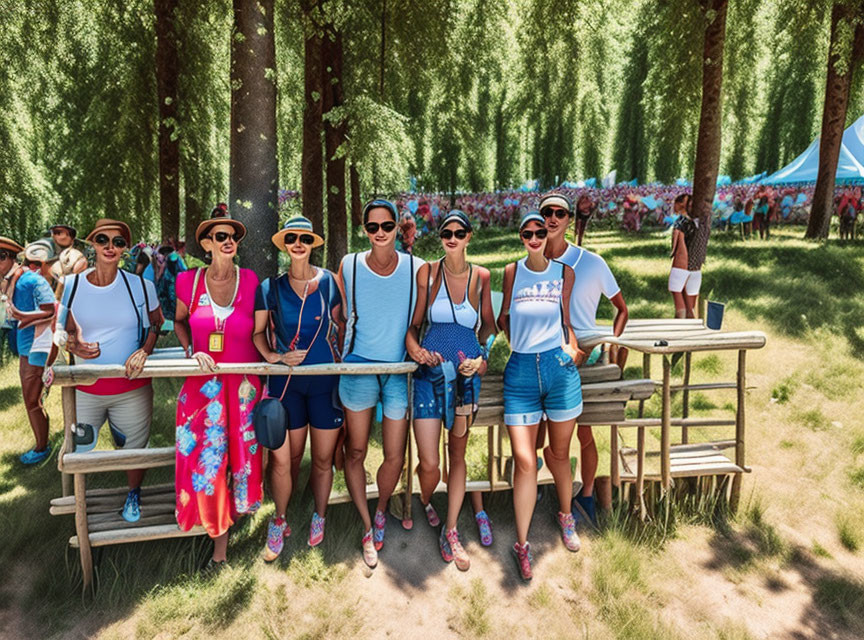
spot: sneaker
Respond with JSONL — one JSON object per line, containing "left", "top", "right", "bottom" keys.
{"left": 512, "top": 541, "right": 532, "bottom": 581}
{"left": 262, "top": 516, "right": 290, "bottom": 562}
{"left": 557, "top": 512, "right": 581, "bottom": 552}
{"left": 20, "top": 446, "right": 51, "bottom": 465}
{"left": 439, "top": 525, "right": 454, "bottom": 563}
{"left": 424, "top": 502, "right": 440, "bottom": 528}
{"left": 446, "top": 528, "right": 470, "bottom": 571}
{"left": 362, "top": 528, "right": 378, "bottom": 568}
{"left": 373, "top": 509, "right": 386, "bottom": 551}
{"left": 121, "top": 488, "right": 141, "bottom": 523}
{"left": 474, "top": 510, "right": 493, "bottom": 546}
{"left": 202, "top": 558, "right": 227, "bottom": 576}
{"left": 308, "top": 512, "right": 325, "bottom": 547}
{"left": 573, "top": 492, "right": 597, "bottom": 526}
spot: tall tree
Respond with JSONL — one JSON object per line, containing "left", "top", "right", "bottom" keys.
{"left": 301, "top": 0, "right": 325, "bottom": 233}
{"left": 230, "top": 0, "right": 279, "bottom": 276}
{"left": 322, "top": 24, "right": 347, "bottom": 268}
{"left": 155, "top": 0, "right": 180, "bottom": 243}
{"left": 807, "top": 1, "right": 864, "bottom": 239}
{"left": 688, "top": 0, "right": 728, "bottom": 274}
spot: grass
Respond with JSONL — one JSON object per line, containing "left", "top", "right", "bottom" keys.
{"left": 449, "top": 578, "right": 493, "bottom": 637}
{"left": 837, "top": 516, "right": 861, "bottom": 552}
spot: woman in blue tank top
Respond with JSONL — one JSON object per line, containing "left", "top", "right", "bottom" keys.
{"left": 406, "top": 210, "right": 497, "bottom": 571}
{"left": 497, "top": 211, "right": 585, "bottom": 581}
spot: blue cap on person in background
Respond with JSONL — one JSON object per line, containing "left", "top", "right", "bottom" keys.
{"left": 538, "top": 192, "right": 573, "bottom": 216}
{"left": 438, "top": 209, "right": 473, "bottom": 232}
{"left": 362, "top": 199, "right": 398, "bottom": 224}
{"left": 519, "top": 210, "right": 545, "bottom": 230}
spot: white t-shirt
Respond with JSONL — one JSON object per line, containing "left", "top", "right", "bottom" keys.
{"left": 61, "top": 269, "right": 159, "bottom": 372}
{"left": 557, "top": 243, "right": 620, "bottom": 331}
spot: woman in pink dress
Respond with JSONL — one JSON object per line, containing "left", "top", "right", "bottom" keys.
{"left": 173, "top": 206, "right": 263, "bottom": 570}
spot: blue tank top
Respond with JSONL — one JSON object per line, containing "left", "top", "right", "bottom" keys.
{"left": 508, "top": 258, "right": 566, "bottom": 354}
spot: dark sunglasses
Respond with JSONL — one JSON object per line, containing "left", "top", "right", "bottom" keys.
{"left": 520, "top": 228, "right": 548, "bottom": 240}
{"left": 0, "top": 250, "right": 13, "bottom": 261}
{"left": 208, "top": 231, "right": 238, "bottom": 243}
{"left": 439, "top": 228, "right": 468, "bottom": 240}
{"left": 285, "top": 233, "right": 315, "bottom": 245}
{"left": 541, "top": 207, "right": 569, "bottom": 220}
{"left": 364, "top": 221, "right": 397, "bottom": 234}
{"left": 93, "top": 234, "right": 128, "bottom": 248}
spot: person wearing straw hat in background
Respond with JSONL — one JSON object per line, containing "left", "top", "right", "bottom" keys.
{"left": 0, "top": 237, "right": 56, "bottom": 464}
{"left": 252, "top": 216, "right": 346, "bottom": 561}
{"left": 173, "top": 206, "right": 263, "bottom": 572}
{"left": 59, "top": 219, "right": 162, "bottom": 520}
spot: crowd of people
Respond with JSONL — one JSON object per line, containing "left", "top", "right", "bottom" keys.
{"left": 4, "top": 191, "right": 634, "bottom": 582}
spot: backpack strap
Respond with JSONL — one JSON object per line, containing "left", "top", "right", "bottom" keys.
{"left": 346, "top": 253, "right": 359, "bottom": 355}
{"left": 189, "top": 267, "right": 204, "bottom": 314}
{"left": 119, "top": 271, "right": 145, "bottom": 347}
{"left": 67, "top": 273, "right": 81, "bottom": 309}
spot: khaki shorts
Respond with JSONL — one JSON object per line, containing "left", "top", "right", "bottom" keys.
{"left": 74, "top": 385, "right": 154, "bottom": 451}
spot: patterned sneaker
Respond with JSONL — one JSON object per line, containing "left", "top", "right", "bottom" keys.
{"left": 362, "top": 528, "right": 378, "bottom": 568}
{"left": 446, "top": 528, "right": 470, "bottom": 571}
{"left": 373, "top": 509, "right": 387, "bottom": 551}
{"left": 19, "top": 446, "right": 51, "bottom": 465}
{"left": 557, "top": 511, "right": 581, "bottom": 552}
{"left": 439, "top": 525, "right": 454, "bottom": 563}
{"left": 512, "top": 541, "right": 533, "bottom": 581}
{"left": 121, "top": 488, "right": 141, "bottom": 523}
{"left": 309, "top": 512, "right": 325, "bottom": 547}
{"left": 262, "top": 516, "right": 290, "bottom": 562}
{"left": 424, "top": 502, "right": 441, "bottom": 527}
{"left": 474, "top": 510, "right": 493, "bottom": 546}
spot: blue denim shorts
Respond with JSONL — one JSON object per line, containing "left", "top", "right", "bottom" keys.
{"left": 413, "top": 366, "right": 481, "bottom": 424}
{"left": 338, "top": 353, "right": 409, "bottom": 420}
{"left": 503, "top": 347, "right": 583, "bottom": 426}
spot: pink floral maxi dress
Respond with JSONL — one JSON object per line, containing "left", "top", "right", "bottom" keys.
{"left": 174, "top": 267, "right": 263, "bottom": 537}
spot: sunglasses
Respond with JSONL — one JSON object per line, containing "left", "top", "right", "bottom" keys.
{"left": 520, "top": 228, "right": 548, "bottom": 240}
{"left": 439, "top": 228, "right": 468, "bottom": 240}
{"left": 364, "top": 221, "right": 397, "bottom": 234}
{"left": 93, "top": 234, "right": 128, "bottom": 249}
{"left": 208, "top": 231, "right": 238, "bottom": 243}
{"left": 285, "top": 233, "right": 315, "bottom": 246}
{"left": 541, "top": 207, "right": 569, "bottom": 219}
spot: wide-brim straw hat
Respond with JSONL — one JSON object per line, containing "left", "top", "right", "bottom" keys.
{"left": 0, "top": 236, "right": 24, "bottom": 255}
{"left": 195, "top": 208, "right": 247, "bottom": 243}
{"left": 271, "top": 216, "right": 324, "bottom": 250}
{"left": 85, "top": 218, "right": 132, "bottom": 246}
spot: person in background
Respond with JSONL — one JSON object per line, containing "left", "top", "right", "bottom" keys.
{"left": 48, "top": 224, "right": 80, "bottom": 254}
{"left": 668, "top": 193, "right": 699, "bottom": 319}
{"left": 173, "top": 209, "right": 263, "bottom": 571}
{"left": 540, "top": 192, "right": 629, "bottom": 525}
{"left": 574, "top": 194, "right": 595, "bottom": 246}
{"left": 61, "top": 219, "right": 162, "bottom": 522}
{"left": 399, "top": 212, "right": 417, "bottom": 254}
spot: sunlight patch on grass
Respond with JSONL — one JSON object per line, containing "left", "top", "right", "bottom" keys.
{"left": 836, "top": 515, "right": 861, "bottom": 552}
{"left": 794, "top": 408, "right": 831, "bottom": 432}
{"left": 284, "top": 548, "right": 346, "bottom": 588}
{"left": 449, "top": 578, "right": 492, "bottom": 637}
{"left": 811, "top": 540, "right": 833, "bottom": 559}
{"left": 694, "top": 354, "right": 722, "bottom": 375}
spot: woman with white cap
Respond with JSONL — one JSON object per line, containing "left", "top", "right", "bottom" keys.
{"left": 173, "top": 207, "right": 263, "bottom": 570}
{"left": 498, "top": 211, "right": 584, "bottom": 581}
{"left": 252, "top": 216, "right": 345, "bottom": 560}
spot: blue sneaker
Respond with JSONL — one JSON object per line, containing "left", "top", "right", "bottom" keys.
{"left": 20, "top": 446, "right": 51, "bottom": 465}
{"left": 121, "top": 488, "right": 141, "bottom": 523}
{"left": 573, "top": 491, "right": 597, "bottom": 526}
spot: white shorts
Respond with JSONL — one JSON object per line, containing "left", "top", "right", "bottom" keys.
{"left": 74, "top": 385, "right": 154, "bottom": 451}
{"left": 668, "top": 268, "right": 702, "bottom": 295}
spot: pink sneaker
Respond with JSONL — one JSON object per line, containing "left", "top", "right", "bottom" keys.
{"left": 446, "top": 528, "right": 470, "bottom": 571}
{"left": 512, "top": 541, "right": 532, "bottom": 581}
{"left": 308, "top": 512, "right": 325, "bottom": 547}
{"left": 361, "top": 528, "right": 378, "bottom": 568}
{"left": 424, "top": 502, "right": 441, "bottom": 527}
{"left": 557, "top": 511, "right": 581, "bottom": 552}
{"left": 262, "top": 516, "right": 290, "bottom": 562}
{"left": 439, "top": 525, "right": 454, "bottom": 563}
{"left": 373, "top": 509, "right": 386, "bottom": 551}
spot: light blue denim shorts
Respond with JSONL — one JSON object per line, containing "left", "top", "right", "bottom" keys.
{"left": 338, "top": 353, "right": 409, "bottom": 420}
{"left": 503, "top": 347, "right": 583, "bottom": 426}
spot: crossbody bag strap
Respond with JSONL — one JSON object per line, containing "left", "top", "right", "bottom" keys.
{"left": 190, "top": 267, "right": 204, "bottom": 314}
{"left": 119, "top": 271, "right": 144, "bottom": 345}
{"left": 407, "top": 254, "right": 414, "bottom": 329}
{"left": 347, "top": 253, "right": 359, "bottom": 355}
{"left": 138, "top": 273, "right": 151, "bottom": 329}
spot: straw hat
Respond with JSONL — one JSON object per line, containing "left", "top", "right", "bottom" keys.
{"left": 85, "top": 218, "right": 132, "bottom": 246}
{"left": 0, "top": 237, "right": 24, "bottom": 255}
{"left": 271, "top": 216, "right": 324, "bottom": 250}
{"left": 195, "top": 204, "right": 247, "bottom": 243}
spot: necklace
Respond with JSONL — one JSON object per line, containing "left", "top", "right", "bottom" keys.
{"left": 204, "top": 265, "right": 239, "bottom": 353}
{"left": 288, "top": 265, "right": 316, "bottom": 282}
{"left": 367, "top": 251, "right": 397, "bottom": 273}
{"left": 443, "top": 260, "right": 469, "bottom": 276}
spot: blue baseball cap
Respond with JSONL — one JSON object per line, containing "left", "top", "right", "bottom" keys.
{"left": 362, "top": 199, "right": 398, "bottom": 224}
{"left": 519, "top": 211, "right": 545, "bottom": 230}
{"left": 438, "top": 209, "right": 473, "bottom": 232}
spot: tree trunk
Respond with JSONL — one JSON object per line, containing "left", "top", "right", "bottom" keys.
{"left": 688, "top": 0, "right": 728, "bottom": 272}
{"left": 323, "top": 26, "right": 347, "bottom": 269}
{"left": 302, "top": 0, "right": 324, "bottom": 234}
{"left": 182, "top": 166, "right": 205, "bottom": 260}
{"left": 229, "top": 0, "right": 279, "bottom": 277}
{"left": 806, "top": 4, "right": 864, "bottom": 239}
{"left": 350, "top": 164, "right": 362, "bottom": 227}
{"left": 155, "top": 0, "right": 180, "bottom": 243}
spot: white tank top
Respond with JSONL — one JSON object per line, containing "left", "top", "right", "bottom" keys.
{"left": 427, "top": 262, "right": 478, "bottom": 329}
{"left": 509, "top": 258, "right": 566, "bottom": 354}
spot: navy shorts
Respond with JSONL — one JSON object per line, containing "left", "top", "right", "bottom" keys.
{"left": 268, "top": 374, "right": 343, "bottom": 431}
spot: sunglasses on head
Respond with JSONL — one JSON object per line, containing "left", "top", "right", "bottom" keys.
{"left": 208, "top": 231, "right": 238, "bottom": 243}
{"left": 439, "top": 228, "right": 468, "bottom": 240}
{"left": 520, "top": 228, "right": 548, "bottom": 240}
{"left": 541, "top": 207, "right": 569, "bottom": 219}
{"left": 285, "top": 233, "right": 315, "bottom": 246}
{"left": 364, "top": 221, "right": 397, "bottom": 234}
{"left": 93, "top": 234, "right": 128, "bottom": 249}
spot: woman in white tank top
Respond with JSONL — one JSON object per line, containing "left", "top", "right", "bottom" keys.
{"left": 497, "top": 211, "right": 585, "bottom": 581}
{"left": 406, "top": 210, "right": 497, "bottom": 570}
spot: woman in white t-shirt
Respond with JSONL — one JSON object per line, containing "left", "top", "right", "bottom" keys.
{"left": 61, "top": 219, "right": 162, "bottom": 524}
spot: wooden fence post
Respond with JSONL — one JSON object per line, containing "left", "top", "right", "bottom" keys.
{"left": 730, "top": 349, "right": 746, "bottom": 511}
